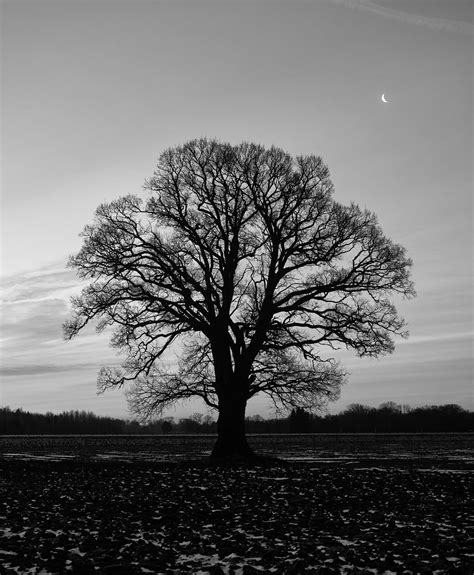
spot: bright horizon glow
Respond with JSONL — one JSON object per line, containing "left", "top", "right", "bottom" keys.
{"left": 1, "top": 0, "right": 472, "bottom": 419}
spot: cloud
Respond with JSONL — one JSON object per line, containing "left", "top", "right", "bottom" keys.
{"left": 0, "top": 362, "right": 103, "bottom": 377}
{"left": 1, "top": 298, "right": 69, "bottom": 349}
{"left": 0, "top": 261, "right": 88, "bottom": 350}
{"left": 0, "top": 261, "right": 119, "bottom": 387}
{"left": 329, "top": 0, "right": 474, "bottom": 34}
{"left": 396, "top": 331, "right": 473, "bottom": 346}
{"left": 1, "top": 260, "right": 85, "bottom": 306}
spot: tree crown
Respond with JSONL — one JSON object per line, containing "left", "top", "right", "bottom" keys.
{"left": 65, "top": 139, "right": 415, "bottom": 417}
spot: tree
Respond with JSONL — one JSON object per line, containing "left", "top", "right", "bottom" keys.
{"left": 161, "top": 419, "right": 173, "bottom": 433}
{"left": 64, "top": 139, "right": 415, "bottom": 458}
{"left": 288, "top": 407, "right": 312, "bottom": 433}
{"left": 344, "top": 403, "right": 375, "bottom": 415}
{"left": 190, "top": 412, "right": 204, "bottom": 426}
{"left": 378, "top": 401, "right": 402, "bottom": 414}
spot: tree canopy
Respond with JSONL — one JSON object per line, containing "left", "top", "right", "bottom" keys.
{"left": 65, "top": 139, "right": 415, "bottom": 457}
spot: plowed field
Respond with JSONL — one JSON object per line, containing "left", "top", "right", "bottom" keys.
{"left": 1, "top": 435, "right": 472, "bottom": 573}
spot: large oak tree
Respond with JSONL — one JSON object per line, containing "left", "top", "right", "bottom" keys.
{"left": 65, "top": 139, "right": 415, "bottom": 458}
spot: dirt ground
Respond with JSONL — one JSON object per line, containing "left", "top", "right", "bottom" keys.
{"left": 0, "top": 458, "right": 472, "bottom": 574}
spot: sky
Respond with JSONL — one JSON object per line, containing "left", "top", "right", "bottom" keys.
{"left": 1, "top": 0, "right": 473, "bottom": 420}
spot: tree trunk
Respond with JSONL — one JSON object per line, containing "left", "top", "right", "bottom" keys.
{"left": 211, "top": 391, "right": 256, "bottom": 459}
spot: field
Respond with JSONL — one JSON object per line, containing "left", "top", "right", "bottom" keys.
{"left": 1, "top": 433, "right": 473, "bottom": 463}
{"left": 1, "top": 434, "right": 473, "bottom": 574}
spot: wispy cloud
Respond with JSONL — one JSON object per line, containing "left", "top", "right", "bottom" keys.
{"left": 1, "top": 260, "right": 85, "bottom": 306}
{"left": 1, "top": 263, "right": 113, "bottom": 373}
{"left": 0, "top": 261, "right": 126, "bottom": 415}
{"left": 0, "top": 362, "right": 104, "bottom": 377}
{"left": 330, "top": 0, "right": 474, "bottom": 34}
{"left": 396, "top": 332, "right": 473, "bottom": 346}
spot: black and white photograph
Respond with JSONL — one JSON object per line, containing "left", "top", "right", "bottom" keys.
{"left": 1, "top": 0, "right": 473, "bottom": 573}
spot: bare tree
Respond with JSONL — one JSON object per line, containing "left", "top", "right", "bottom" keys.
{"left": 64, "top": 139, "right": 415, "bottom": 458}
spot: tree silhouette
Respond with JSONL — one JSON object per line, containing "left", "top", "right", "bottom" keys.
{"left": 64, "top": 139, "right": 415, "bottom": 458}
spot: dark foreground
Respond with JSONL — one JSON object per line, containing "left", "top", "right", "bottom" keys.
{"left": 1, "top": 458, "right": 473, "bottom": 574}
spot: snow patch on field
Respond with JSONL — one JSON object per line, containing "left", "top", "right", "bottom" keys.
{"left": 417, "top": 468, "right": 473, "bottom": 473}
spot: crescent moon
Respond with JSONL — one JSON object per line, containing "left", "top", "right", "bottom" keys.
{"left": 381, "top": 93, "right": 388, "bottom": 103}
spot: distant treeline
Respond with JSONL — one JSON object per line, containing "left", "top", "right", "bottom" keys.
{"left": 273, "top": 403, "right": 474, "bottom": 433}
{"left": 1, "top": 402, "right": 473, "bottom": 434}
